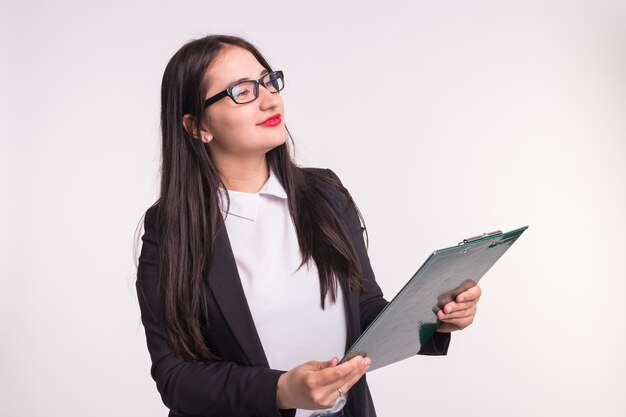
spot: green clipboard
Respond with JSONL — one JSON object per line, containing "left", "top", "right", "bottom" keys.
{"left": 341, "top": 226, "right": 528, "bottom": 372}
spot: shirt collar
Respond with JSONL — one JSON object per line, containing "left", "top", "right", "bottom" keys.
{"left": 259, "top": 169, "right": 288, "bottom": 200}
{"left": 218, "top": 169, "right": 288, "bottom": 221}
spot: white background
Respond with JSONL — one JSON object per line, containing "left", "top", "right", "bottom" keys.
{"left": 1, "top": 1, "right": 625, "bottom": 416}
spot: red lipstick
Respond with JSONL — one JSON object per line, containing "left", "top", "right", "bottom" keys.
{"left": 258, "top": 114, "right": 281, "bottom": 127}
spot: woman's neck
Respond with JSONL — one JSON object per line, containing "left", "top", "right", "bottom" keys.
{"left": 214, "top": 154, "right": 270, "bottom": 193}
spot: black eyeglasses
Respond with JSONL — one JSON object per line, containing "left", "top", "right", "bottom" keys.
{"left": 204, "top": 70, "right": 284, "bottom": 108}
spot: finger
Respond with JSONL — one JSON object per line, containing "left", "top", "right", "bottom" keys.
{"left": 340, "top": 356, "right": 371, "bottom": 390}
{"left": 457, "top": 287, "right": 480, "bottom": 303}
{"left": 442, "top": 317, "right": 474, "bottom": 329}
{"left": 441, "top": 300, "right": 474, "bottom": 315}
{"left": 456, "top": 285, "right": 481, "bottom": 302}
{"left": 314, "top": 356, "right": 339, "bottom": 371}
{"left": 318, "top": 356, "right": 369, "bottom": 393}
{"left": 438, "top": 307, "right": 476, "bottom": 320}
{"left": 439, "top": 301, "right": 477, "bottom": 317}
{"left": 439, "top": 314, "right": 475, "bottom": 329}
{"left": 440, "top": 301, "right": 477, "bottom": 317}
{"left": 314, "top": 355, "right": 365, "bottom": 387}
{"left": 321, "top": 356, "right": 371, "bottom": 400}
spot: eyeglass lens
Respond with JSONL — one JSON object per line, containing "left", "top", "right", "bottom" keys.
{"left": 231, "top": 72, "right": 284, "bottom": 104}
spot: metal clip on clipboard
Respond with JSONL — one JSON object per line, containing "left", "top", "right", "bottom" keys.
{"left": 459, "top": 230, "right": 502, "bottom": 245}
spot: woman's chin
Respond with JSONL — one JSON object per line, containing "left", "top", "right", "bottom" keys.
{"left": 264, "top": 134, "right": 289, "bottom": 150}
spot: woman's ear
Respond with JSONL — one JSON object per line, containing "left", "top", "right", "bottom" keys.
{"left": 182, "top": 114, "right": 213, "bottom": 143}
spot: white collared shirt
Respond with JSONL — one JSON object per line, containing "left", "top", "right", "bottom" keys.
{"left": 218, "top": 170, "right": 348, "bottom": 416}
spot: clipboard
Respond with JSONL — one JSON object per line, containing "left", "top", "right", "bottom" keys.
{"left": 340, "top": 226, "right": 528, "bottom": 372}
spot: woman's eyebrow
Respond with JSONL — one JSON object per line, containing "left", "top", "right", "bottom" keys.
{"left": 228, "top": 69, "right": 270, "bottom": 87}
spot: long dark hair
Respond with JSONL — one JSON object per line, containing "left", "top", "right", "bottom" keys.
{"left": 138, "top": 34, "right": 366, "bottom": 361}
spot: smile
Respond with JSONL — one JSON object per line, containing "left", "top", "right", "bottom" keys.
{"left": 258, "top": 114, "right": 281, "bottom": 127}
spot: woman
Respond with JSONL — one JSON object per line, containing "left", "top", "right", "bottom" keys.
{"left": 137, "top": 34, "right": 481, "bottom": 417}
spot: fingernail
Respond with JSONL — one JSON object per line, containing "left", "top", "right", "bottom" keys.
{"left": 458, "top": 296, "right": 464, "bottom": 302}
{"left": 363, "top": 358, "right": 371, "bottom": 367}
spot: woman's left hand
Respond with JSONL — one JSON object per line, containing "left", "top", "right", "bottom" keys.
{"left": 436, "top": 285, "right": 482, "bottom": 332}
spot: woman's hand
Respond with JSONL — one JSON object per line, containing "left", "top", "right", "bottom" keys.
{"left": 436, "top": 284, "right": 482, "bottom": 332}
{"left": 276, "top": 355, "right": 371, "bottom": 410}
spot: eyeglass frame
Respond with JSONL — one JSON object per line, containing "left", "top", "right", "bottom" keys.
{"left": 203, "top": 70, "right": 284, "bottom": 108}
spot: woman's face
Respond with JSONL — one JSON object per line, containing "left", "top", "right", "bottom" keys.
{"left": 201, "top": 46, "right": 287, "bottom": 158}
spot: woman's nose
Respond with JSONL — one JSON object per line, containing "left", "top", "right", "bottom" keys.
{"left": 258, "top": 85, "right": 281, "bottom": 110}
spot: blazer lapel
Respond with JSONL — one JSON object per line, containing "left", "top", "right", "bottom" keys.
{"left": 208, "top": 224, "right": 269, "bottom": 367}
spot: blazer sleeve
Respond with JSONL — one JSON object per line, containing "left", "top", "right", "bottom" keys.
{"left": 325, "top": 169, "right": 451, "bottom": 356}
{"left": 137, "top": 206, "right": 285, "bottom": 417}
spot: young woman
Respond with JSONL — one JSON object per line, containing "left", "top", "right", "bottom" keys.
{"left": 136, "top": 34, "right": 481, "bottom": 417}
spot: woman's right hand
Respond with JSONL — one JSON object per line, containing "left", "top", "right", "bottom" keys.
{"left": 276, "top": 355, "right": 371, "bottom": 410}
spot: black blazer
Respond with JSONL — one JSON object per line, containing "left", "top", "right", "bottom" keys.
{"left": 137, "top": 168, "right": 451, "bottom": 417}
